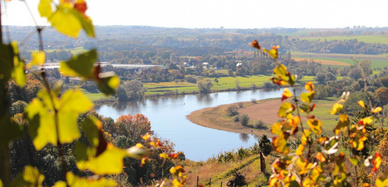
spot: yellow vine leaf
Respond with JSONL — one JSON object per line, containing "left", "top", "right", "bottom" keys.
{"left": 305, "top": 81, "right": 314, "bottom": 92}
{"left": 372, "top": 153, "right": 382, "bottom": 173}
{"left": 49, "top": 4, "right": 82, "bottom": 38}
{"left": 77, "top": 143, "right": 127, "bottom": 175}
{"left": 330, "top": 103, "right": 343, "bottom": 115}
{"left": 12, "top": 165, "right": 44, "bottom": 187}
{"left": 27, "top": 51, "right": 46, "bottom": 69}
{"left": 53, "top": 172, "right": 117, "bottom": 187}
{"left": 334, "top": 114, "right": 350, "bottom": 135}
{"left": 281, "top": 88, "right": 292, "bottom": 101}
{"left": 271, "top": 122, "right": 283, "bottom": 136}
{"left": 315, "top": 152, "right": 326, "bottom": 162}
{"left": 296, "top": 144, "right": 304, "bottom": 156}
{"left": 372, "top": 107, "right": 382, "bottom": 113}
{"left": 308, "top": 118, "right": 322, "bottom": 135}
{"left": 263, "top": 46, "right": 280, "bottom": 59}
{"left": 301, "top": 129, "right": 311, "bottom": 145}
{"left": 58, "top": 89, "right": 93, "bottom": 143}
{"left": 376, "top": 178, "right": 388, "bottom": 187}
{"left": 278, "top": 102, "right": 294, "bottom": 118}
{"left": 38, "top": 0, "right": 52, "bottom": 18}
{"left": 358, "top": 100, "right": 365, "bottom": 108}
{"left": 26, "top": 89, "right": 93, "bottom": 150}
{"left": 272, "top": 136, "right": 289, "bottom": 154}
{"left": 301, "top": 91, "right": 315, "bottom": 103}
{"left": 11, "top": 42, "right": 26, "bottom": 87}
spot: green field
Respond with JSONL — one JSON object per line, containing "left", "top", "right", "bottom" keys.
{"left": 292, "top": 52, "right": 388, "bottom": 69}
{"left": 144, "top": 75, "right": 316, "bottom": 95}
{"left": 301, "top": 35, "right": 388, "bottom": 45}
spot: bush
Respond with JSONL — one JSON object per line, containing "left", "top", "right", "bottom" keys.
{"left": 239, "top": 114, "right": 250, "bottom": 127}
{"left": 185, "top": 77, "right": 197, "bottom": 83}
{"left": 227, "top": 105, "right": 239, "bottom": 116}
{"left": 234, "top": 116, "right": 240, "bottom": 122}
{"left": 238, "top": 102, "right": 244, "bottom": 108}
{"left": 254, "top": 120, "right": 267, "bottom": 130}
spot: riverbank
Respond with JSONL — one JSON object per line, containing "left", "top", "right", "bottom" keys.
{"left": 186, "top": 98, "right": 281, "bottom": 138}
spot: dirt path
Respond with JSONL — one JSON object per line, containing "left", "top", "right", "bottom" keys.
{"left": 238, "top": 100, "right": 283, "bottom": 125}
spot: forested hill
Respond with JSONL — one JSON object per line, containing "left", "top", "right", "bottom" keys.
{"left": 7, "top": 26, "right": 388, "bottom": 61}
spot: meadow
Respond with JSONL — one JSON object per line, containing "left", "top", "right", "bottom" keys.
{"left": 301, "top": 35, "right": 388, "bottom": 45}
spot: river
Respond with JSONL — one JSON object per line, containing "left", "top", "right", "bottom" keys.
{"left": 95, "top": 88, "right": 297, "bottom": 161}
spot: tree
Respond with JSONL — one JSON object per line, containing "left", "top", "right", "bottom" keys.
{"left": 197, "top": 79, "right": 213, "bottom": 93}
{"left": 348, "top": 68, "right": 362, "bottom": 80}
{"left": 259, "top": 135, "right": 272, "bottom": 156}
{"left": 375, "top": 87, "right": 388, "bottom": 105}
{"left": 315, "top": 73, "right": 326, "bottom": 84}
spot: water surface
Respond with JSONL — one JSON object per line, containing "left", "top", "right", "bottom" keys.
{"left": 96, "top": 88, "right": 300, "bottom": 161}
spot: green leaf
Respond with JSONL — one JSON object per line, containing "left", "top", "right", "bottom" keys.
{"left": 10, "top": 42, "right": 26, "bottom": 87}
{"left": 49, "top": 4, "right": 83, "bottom": 38}
{"left": 301, "top": 92, "right": 315, "bottom": 104}
{"left": 81, "top": 116, "right": 100, "bottom": 148}
{"left": 333, "top": 114, "right": 349, "bottom": 135}
{"left": 72, "top": 10, "right": 95, "bottom": 37}
{"left": 77, "top": 144, "right": 128, "bottom": 175}
{"left": 59, "top": 49, "right": 97, "bottom": 78}
{"left": 11, "top": 165, "right": 45, "bottom": 187}
{"left": 26, "top": 98, "right": 57, "bottom": 150}
{"left": 0, "top": 115, "right": 22, "bottom": 146}
{"left": 26, "top": 89, "right": 93, "bottom": 150}
{"left": 57, "top": 89, "right": 93, "bottom": 143}
{"left": 278, "top": 102, "right": 294, "bottom": 118}
{"left": 54, "top": 172, "right": 117, "bottom": 187}
{"left": 75, "top": 142, "right": 89, "bottom": 162}
{"left": 0, "top": 43, "right": 13, "bottom": 81}
{"left": 97, "top": 73, "right": 120, "bottom": 96}
{"left": 350, "top": 158, "right": 359, "bottom": 166}
{"left": 38, "top": 0, "right": 52, "bottom": 18}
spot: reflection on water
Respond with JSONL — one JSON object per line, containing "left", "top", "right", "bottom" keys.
{"left": 239, "top": 133, "right": 250, "bottom": 142}
{"left": 96, "top": 87, "right": 303, "bottom": 161}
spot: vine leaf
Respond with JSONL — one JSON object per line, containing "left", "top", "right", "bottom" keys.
{"left": 0, "top": 116, "right": 22, "bottom": 146}
{"left": 301, "top": 92, "right": 314, "bottom": 104}
{"left": 11, "top": 165, "right": 44, "bottom": 187}
{"left": 0, "top": 43, "right": 13, "bottom": 82}
{"left": 53, "top": 172, "right": 117, "bottom": 187}
{"left": 281, "top": 88, "right": 292, "bottom": 101}
{"left": 11, "top": 42, "right": 26, "bottom": 87}
{"left": 38, "top": 0, "right": 52, "bottom": 17}
{"left": 76, "top": 143, "right": 128, "bottom": 175}
{"left": 263, "top": 46, "right": 279, "bottom": 59}
{"left": 97, "top": 73, "right": 120, "bottom": 96}
{"left": 333, "top": 114, "right": 349, "bottom": 135}
{"left": 26, "top": 89, "right": 93, "bottom": 150}
{"left": 27, "top": 51, "right": 46, "bottom": 69}
{"left": 59, "top": 49, "right": 97, "bottom": 78}
{"left": 330, "top": 103, "right": 343, "bottom": 115}
{"left": 278, "top": 102, "right": 294, "bottom": 118}
{"left": 40, "top": 2, "right": 95, "bottom": 38}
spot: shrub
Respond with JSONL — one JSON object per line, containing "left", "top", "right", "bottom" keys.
{"left": 254, "top": 120, "right": 267, "bottom": 130}
{"left": 227, "top": 105, "right": 239, "bottom": 116}
{"left": 234, "top": 116, "right": 240, "bottom": 122}
{"left": 239, "top": 114, "right": 250, "bottom": 127}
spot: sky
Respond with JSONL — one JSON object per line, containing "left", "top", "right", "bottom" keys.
{"left": 3, "top": 0, "right": 388, "bottom": 29}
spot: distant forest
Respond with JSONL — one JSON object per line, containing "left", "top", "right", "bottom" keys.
{"left": 7, "top": 26, "right": 388, "bottom": 63}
